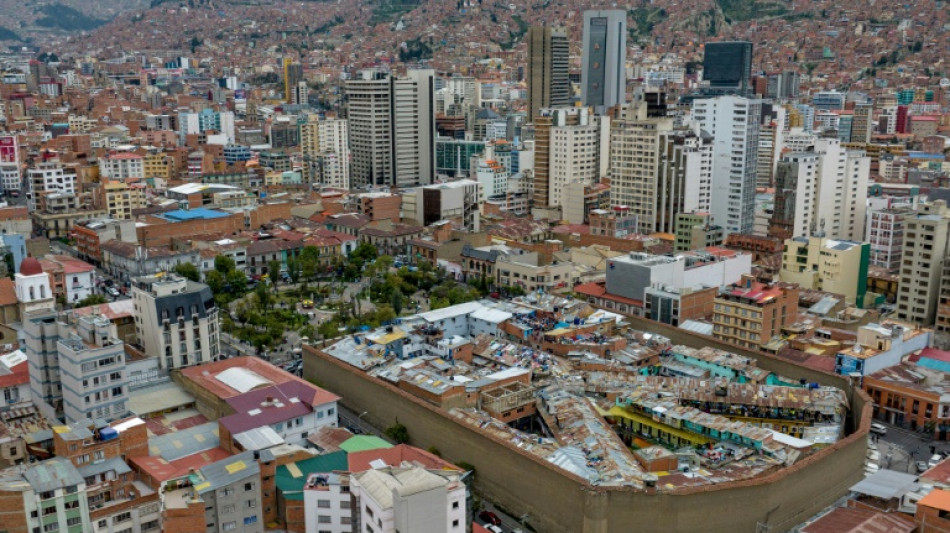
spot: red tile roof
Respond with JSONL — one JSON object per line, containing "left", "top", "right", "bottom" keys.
{"left": 0, "top": 358, "right": 28, "bottom": 389}
{"left": 574, "top": 281, "right": 643, "bottom": 307}
{"left": 800, "top": 507, "right": 914, "bottom": 533}
{"left": 131, "top": 447, "right": 233, "bottom": 483}
{"left": 0, "top": 278, "right": 17, "bottom": 307}
{"left": 347, "top": 444, "right": 462, "bottom": 474}
{"left": 178, "top": 356, "right": 318, "bottom": 401}
{"left": 220, "top": 380, "right": 338, "bottom": 435}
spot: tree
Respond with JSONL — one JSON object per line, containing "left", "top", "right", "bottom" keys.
{"left": 174, "top": 262, "right": 200, "bottom": 282}
{"left": 267, "top": 259, "right": 282, "bottom": 291}
{"left": 385, "top": 421, "right": 410, "bottom": 444}
{"left": 299, "top": 245, "right": 320, "bottom": 281}
{"left": 75, "top": 294, "right": 108, "bottom": 308}
{"left": 205, "top": 269, "right": 225, "bottom": 294}
{"left": 286, "top": 255, "right": 301, "bottom": 284}
{"left": 226, "top": 269, "right": 246, "bottom": 293}
{"left": 214, "top": 255, "right": 236, "bottom": 274}
{"left": 390, "top": 289, "right": 405, "bottom": 315}
{"left": 254, "top": 282, "right": 273, "bottom": 313}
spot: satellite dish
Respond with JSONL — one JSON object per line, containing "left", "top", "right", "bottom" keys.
{"left": 940, "top": 78, "right": 950, "bottom": 88}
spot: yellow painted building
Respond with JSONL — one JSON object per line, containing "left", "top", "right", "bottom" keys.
{"left": 780, "top": 236, "right": 870, "bottom": 307}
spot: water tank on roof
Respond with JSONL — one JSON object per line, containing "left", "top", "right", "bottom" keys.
{"left": 99, "top": 427, "right": 118, "bottom": 441}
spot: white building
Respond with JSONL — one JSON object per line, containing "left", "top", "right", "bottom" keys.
{"left": 303, "top": 473, "right": 354, "bottom": 533}
{"left": 392, "top": 69, "right": 436, "bottom": 188}
{"left": 131, "top": 274, "right": 220, "bottom": 370}
{"left": 350, "top": 466, "right": 466, "bottom": 533}
{"left": 0, "top": 135, "right": 21, "bottom": 193}
{"left": 548, "top": 108, "right": 608, "bottom": 210}
{"left": 58, "top": 314, "right": 129, "bottom": 423}
{"left": 98, "top": 152, "right": 145, "bottom": 180}
{"left": 317, "top": 119, "right": 351, "bottom": 189}
{"left": 605, "top": 249, "right": 752, "bottom": 303}
{"left": 692, "top": 96, "right": 762, "bottom": 235}
{"left": 474, "top": 157, "right": 508, "bottom": 200}
{"left": 26, "top": 163, "right": 77, "bottom": 211}
{"left": 402, "top": 180, "right": 480, "bottom": 232}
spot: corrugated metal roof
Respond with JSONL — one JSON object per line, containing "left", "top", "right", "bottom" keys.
{"left": 849, "top": 469, "right": 919, "bottom": 500}
{"left": 196, "top": 451, "right": 259, "bottom": 494}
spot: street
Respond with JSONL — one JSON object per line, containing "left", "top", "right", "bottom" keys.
{"left": 877, "top": 421, "right": 950, "bottom": 472}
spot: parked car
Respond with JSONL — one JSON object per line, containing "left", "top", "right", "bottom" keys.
{"left": 870, "top": 423, "right": 888, "bottom": 436}
{"left": 479, "top": 511, "right": 502, "bottom": 526}
{"left": 486, "top": 526, "right": 505, "bottom": 533}
{"left": 930, "top": 454, "right": 943, "bottom": 468}
{"left": 918, "top": 461, "right": 930, "bottom": 473}
{"left": 106, "top": 287, "right": 120, "bottom": 297}
{"left": 866, "top": 450, "right": 881, "bottom": 463}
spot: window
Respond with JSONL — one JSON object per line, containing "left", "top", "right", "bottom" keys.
{"left": 222, "top": 522, "right": 236, "bottom": 531}
{"left": 222, "top": 504, "right": 235, "bottom": 514}
{"left": 113, "top": 512, "right": 132, "bottom": 523}
{"left": 243, "top": 516, "right": 258, "bottom": 525}
{"left": 452, "top": 501, "right": 459, "bottom": 509}
{"left": 98, "top": 520, "right": 107, "bottom": 528}
{"left": 244, "top": 482, "right": 254, "bottom": 491}
{"left": 246, "top": 499, "right": 256, "bottom": 509}
{"left": 318, "top": 516, "right": 332, "bottom": 524}
{"left": 453, "top": 519, "right": 460, "bottom": 528}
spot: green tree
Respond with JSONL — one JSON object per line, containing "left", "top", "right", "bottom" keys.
{"left": 299, "top": 245, "right": 320, "bottom": 280}
{"left": 75, "top": 294, "right": 108, "bottom": 308}
{"left": 226, "top": 269, "right": 246, "bottom": 293}
{"left": 214, "top": 255, "right": 236, "bottom": 274}
{"left": 286, "top": 255, "right": 301, "bottom": 284}
{"left": 267, "top": 259, "right": 282, "bottom": 291}
{"left": 254, "top": 283, "right": 273, "bottom": 313}
{"left": 390, "top": 289, "right": 405, "bottom": 315}
{"left": 318, "top": 320, "right": 340, "bottom": 339}
{"left": 205, "top": 269, "right": 225, "bottom": 294}
{"left": 385, "top": 421, "right": 410, "bottom": 444}
{"left": 174, "top": 262, "right": 200, "bottom": 282}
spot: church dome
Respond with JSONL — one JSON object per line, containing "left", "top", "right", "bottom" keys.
{"left": 19, "top": 257, "right": 43, "bottom": 276}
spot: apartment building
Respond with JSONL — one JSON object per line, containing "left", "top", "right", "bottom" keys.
{"left": 526, "top": 26, "right": 570, "bottom": 120}
{"left": 780, "top": 236, "right": 871, "bottom": 307}
{"left": 896, "top": 201, "right": 950, "bottom": 326}
{"left": 692, "top": 96, "right": 762, "bottom": 235}
{"left": 712, "top": 275, "right": 799, "bottom": 350}
{"left": 867, "top": 206, "right": 913, "bottom": 272}
{"left": 835, "top": 322, "right": 931, "bottom": 376}
{"left": 96, "top": 180, "right": 147, "bottom": 220}
{"left": 350, "top": 465, "right": 466, "bottom": 533}
{"left": 131, "top": 274, "right": 220, "bottom": 370}
{"left": 27, "top": 163, "right": 77, "bottom": 211}
{"left": 607, "top": 100, "right": 675, "bottom": 231}
{"left": 346, "top": 69, "right": 435, "bottom": 188}
{"left": 99, "top": 152, "right": 145, "bottom": 180}
{"left": 59, "top": 314, "right": 129, "bottom": 422}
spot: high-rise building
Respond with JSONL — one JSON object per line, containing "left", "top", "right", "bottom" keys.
{"left": 346, "top": 69, "right": 435, "bottom": 188}
{"left": 546, "top": 108, "right": 608, "bottom": 210}
{"left": 851, "top": 103, "right": 873, "bottom": 143}
{"left": 393, "top": 69, "right": 436, "bottom": 188}
{"left": 607, "top": 100, "right": 674, "bottom": 232}
{"left": 769, "top": 136, "right": 869, "bottom": 241}
{"left": 867, "top": 205, "right": 913, "bottom": 272}
{"left": 526, "top": 26, "right": 570, "bottom": 120}
{"left": 896, "top": 201, "right": 950, "bottom": 325}
{"left": 693, "top": 96, "right": 762, "bottom": 235}
{"left": 283, "top": 57, "right": 303, "bottom": 103}
{"left": 532, "top": 107, "right": 578, "bottom": 209}
{"left": 132, "top": 274, "right": 220, "bottom": 370}
{"left": 581, "top": 10, "right": 627, "bottom": 115}
{"left": 656, "top": 129, "right": 714, "bottom": 235}
{"left": 300, "top": 116, "right": 350, "bottom": 189}
{"left": 702, "top": 41, "right": 753, "bottom": 95}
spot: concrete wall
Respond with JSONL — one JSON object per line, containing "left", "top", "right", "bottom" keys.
{"left": 304, "top": 337, "right": 871, "bottom": 533}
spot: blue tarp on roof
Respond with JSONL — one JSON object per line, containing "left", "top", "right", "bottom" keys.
{"left": 161, "top": 208, "right": 231, "bottom": 221}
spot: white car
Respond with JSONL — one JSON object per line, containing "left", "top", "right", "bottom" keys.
{"left": 930, "top": 454, "right": 943, "bottom": 468}
{"left": 866, "top": 450, "right": 881, "bottom": 462}
{"left": 870, "top": 423, "right": 887, "bottom": 436}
